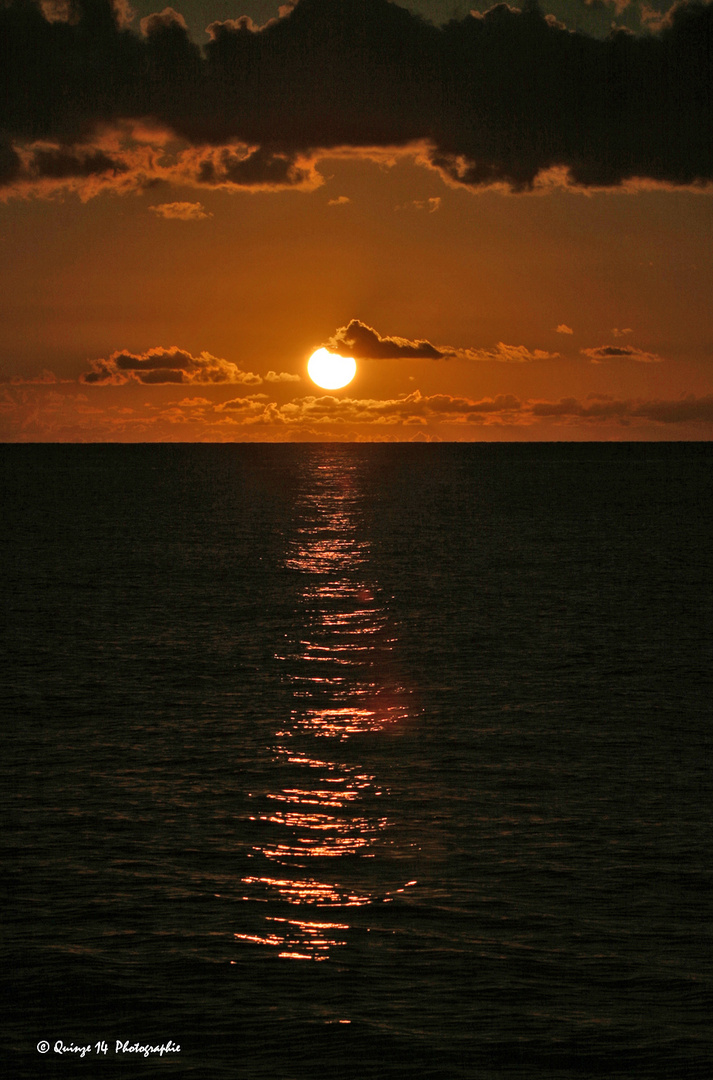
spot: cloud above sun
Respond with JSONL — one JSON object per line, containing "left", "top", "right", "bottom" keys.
{"left": 1, "top": 0, "right": 712, "bottom": 201}
{"left": 325, "top": 320, "right": 559, "bottom": 363}
{"left": 327, "top": 321, "right": 445, "bottom": 360}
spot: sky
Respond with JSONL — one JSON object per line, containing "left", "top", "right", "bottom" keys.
{"left": 1, "top": 0, "right": 712, "bottom": 441}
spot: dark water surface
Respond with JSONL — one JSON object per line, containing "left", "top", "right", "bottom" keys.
{"left": 2, "top": 443, "right": 712, "bottom": 1078}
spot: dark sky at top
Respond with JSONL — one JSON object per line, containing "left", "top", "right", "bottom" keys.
{"left": 2, "top": 0, "right": 712, "bottom": 193}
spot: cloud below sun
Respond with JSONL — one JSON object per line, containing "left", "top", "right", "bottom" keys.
{"left": 6, "top": 384, "right": 713, "bottom": 443}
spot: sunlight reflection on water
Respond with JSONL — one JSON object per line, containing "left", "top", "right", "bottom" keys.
{"left": 236, "top": 449, "right": 413, "bottom": 961}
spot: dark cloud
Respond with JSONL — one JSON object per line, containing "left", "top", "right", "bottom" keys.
{"left": 1, "top": 137, "right": 322, "bottom": 199}
{"left": 581, "top": 344, "right": 664, "bottom": 362}
{"left": 327, "top": 319, "right": 444, "bottom": 359}
{"left": 530, "top": 395, "right": 630, "bottom": 418}
{"left": 325, "top": 321, "right": 557, "bottom": 362}
{"left": 80, "top": 346, "right": 262, "bottom": 384}
{"left": 28, "top": 146, "right": 128, "bottom": 179}
{"left": 1, "top": 0, "right": 712, "bottom": 194}
{"left": 529, "top": 393, "right": 713, "bottom": 422}
{"left": 465, "top": 393, "right": 522, "bottom": 412}
{"left": 634, "top": 393, "right": 713, "bottom": 423}
{"left": 0, "top": 141, "right": 22, "bottom": 184}
{"left": 195, "top": 146, "right": 312, "bottom": 187}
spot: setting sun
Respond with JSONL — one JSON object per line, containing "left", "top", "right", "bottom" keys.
{"left": 307, "top": 348, "right": 357, "bottom": 390}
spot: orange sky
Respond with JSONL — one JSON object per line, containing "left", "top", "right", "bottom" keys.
{"left": 1, "top": 0, "right": 712, "bottom": 441}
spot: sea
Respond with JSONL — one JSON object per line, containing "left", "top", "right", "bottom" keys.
{"left": 2, "top": 442, "right": 712, "bottom": 1079}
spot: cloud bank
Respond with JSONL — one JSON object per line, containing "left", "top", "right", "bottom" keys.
{"left": 1, "top": 0, "right": 712, "bottom": 198}
{"left": 5, "top": 384, "right": 713, "bottom": 441}
{"left": 199, "top": 388, "right": 713, "bottom": 429}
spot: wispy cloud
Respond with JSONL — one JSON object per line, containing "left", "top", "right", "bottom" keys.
{"left": 148, "top": 201, "right": 212, "bottom": 220}
{"left": 0, "top": 132, "right": 325, "bottom": 203}
{"left": 265, "top": 370, "right": 301, "bottom": 382}
{"left": 451, "top": 343, "right": 558, "bottom": 363}
{"left": 0, "top": 368, "right": 66, "bottom": 384}
{"left": 397, "top": 197, "right": 441, "bottom": 212}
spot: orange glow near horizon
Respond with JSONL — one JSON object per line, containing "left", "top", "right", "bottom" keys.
{"left": 3, "top": 147, "right": 713, "bottom": 442}
{"left": 2, "top": 30, "right": 713, "bottom": 446}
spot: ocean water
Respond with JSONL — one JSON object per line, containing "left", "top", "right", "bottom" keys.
{"left": 2, "top": 442, "right": 712, "bottom": 1079}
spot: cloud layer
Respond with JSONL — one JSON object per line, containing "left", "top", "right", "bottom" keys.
{"left": 6, "top": 384, "right": 713, "bottom": 441}
{"left": 2, "top": 0, "right": 712, "bottom": 197}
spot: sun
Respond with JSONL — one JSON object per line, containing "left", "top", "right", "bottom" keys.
{"left": 307, "top": 348, "right": 357, "bottom": 390}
